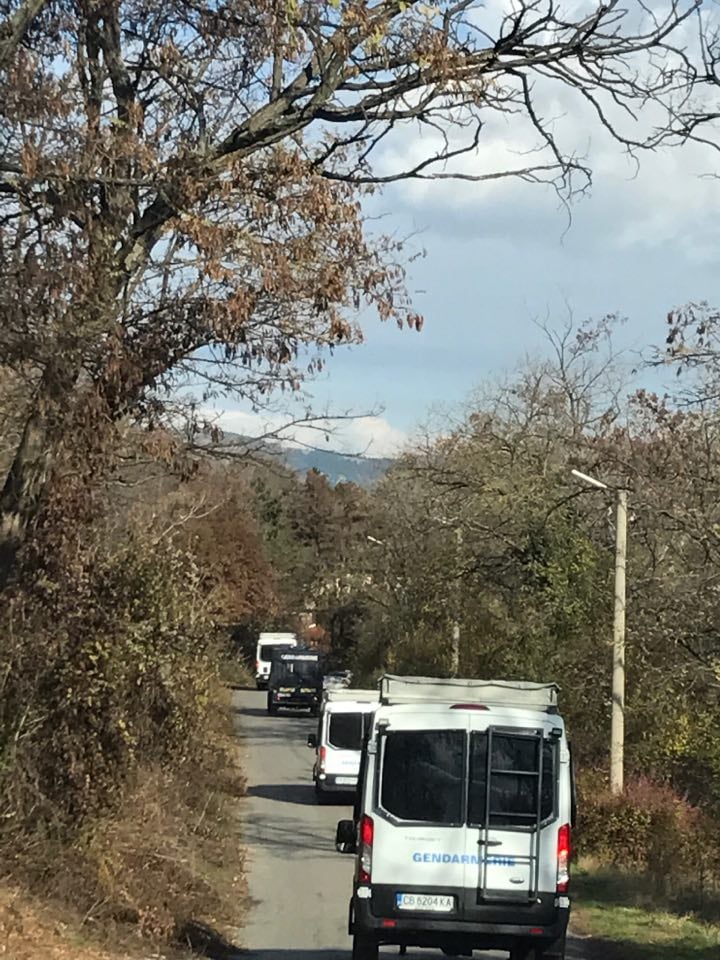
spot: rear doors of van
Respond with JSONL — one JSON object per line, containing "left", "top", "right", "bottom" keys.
{"left": 317, "top": 697, "right": 377, "bottom": 795}
{"left": 367, "top": 707, "right": 567, "bottom": 918}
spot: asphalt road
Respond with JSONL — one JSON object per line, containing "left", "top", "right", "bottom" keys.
{"left": 233, "top": 688, "right": 591, "bottom": 960}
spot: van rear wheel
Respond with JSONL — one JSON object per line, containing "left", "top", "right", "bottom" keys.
{"left": 351, "top": 934, "right": 378, "bottom": 960}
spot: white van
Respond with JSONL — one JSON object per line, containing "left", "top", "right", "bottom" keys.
{"left": 308, "top": 689, "right": 379, "bottom": 801}
{"left": 335, "top": 675, "right": 575, "bottom": 960}
{"left": 255, "top": 632, "right": 297, "bottom": 689}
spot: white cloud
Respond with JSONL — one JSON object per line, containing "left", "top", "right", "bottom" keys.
{"left": 371, "top": 3, "right": 720, "bottom": 260}
{"left": 197, "top": 405, "right": 408, "bottom": 459}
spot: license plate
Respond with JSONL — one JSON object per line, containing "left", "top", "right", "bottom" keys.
{"left": 395, "top": 893, "right": 454, "bottom": 913}
{"left": 336, "top": 777, "right": 356, "bottom": 786}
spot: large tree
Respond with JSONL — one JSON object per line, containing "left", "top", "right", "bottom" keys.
{"left": 0, "top": 0, "right": 704, "bottom": 583}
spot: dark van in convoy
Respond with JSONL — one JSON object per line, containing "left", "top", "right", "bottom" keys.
{"left": 267, "top": 648, "right": 324, "bottom": 716}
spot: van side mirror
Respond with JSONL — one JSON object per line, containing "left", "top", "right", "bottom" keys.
{"left": 307, "top": 734, "right": 317, "bottom": 749}
{"left": 335, "top": 819, "right": 356, "bottom": 854}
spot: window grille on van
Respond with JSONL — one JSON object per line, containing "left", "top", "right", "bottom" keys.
{"left": 468, "top": 732, "right": 555, "bottom": 828}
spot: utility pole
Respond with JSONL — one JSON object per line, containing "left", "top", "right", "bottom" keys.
{"left": 571, "top": 470, "right": 628, "bottom": 795}
{"left": 611, "top": 489, "right": 627, "bottom": 795}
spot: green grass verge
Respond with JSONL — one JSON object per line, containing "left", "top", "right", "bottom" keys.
{"left": 573, "top": 862, "right": 720, "bottom": 959}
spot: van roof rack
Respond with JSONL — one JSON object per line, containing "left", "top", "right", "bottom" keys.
{"left": 379, "top": 675, "right": 559, "bottom": 711}
{"left": 322, "top": 688, "right": 380, "bottom": 704}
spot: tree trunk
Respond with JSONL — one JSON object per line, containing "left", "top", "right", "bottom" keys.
{"left": 0, "top": 359, "right": 76, "bottom": 589}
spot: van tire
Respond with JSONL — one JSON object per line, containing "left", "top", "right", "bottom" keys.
{"left": 267, "top": 701, "right": 278, "bottom": 716}
{"left": 351, "top": 934, "right": 378, "bottom": 960}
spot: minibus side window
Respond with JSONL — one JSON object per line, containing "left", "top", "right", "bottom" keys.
{"left": 468, "top": 733, "right": 556, "bottom": 828}
{"left": 380, "top": 730, "right": 464, "bottom": 824}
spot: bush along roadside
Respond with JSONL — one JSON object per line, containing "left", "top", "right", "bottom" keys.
{"left": 0, "top": 523, "right": 248, "bottom": 952}
{"left": 572, "top": 773, "right": 720, "bottom": 960}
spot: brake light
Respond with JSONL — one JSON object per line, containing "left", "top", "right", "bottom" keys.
{"left": 318, "top": 746, "right": 327, "bottom": 772}
{"left": 359, "top": 815, "right": 374, "bottom": 883}
{"left": 450, "top": 704, "right": 489, "bottom": 710}
{"left": 556, "top": 823, "right": 571, "bottom": 893}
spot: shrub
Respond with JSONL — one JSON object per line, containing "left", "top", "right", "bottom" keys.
{"left": 576, "top": 773, "right": 720, "bottom": 900}
{"left": 0, "top": 524, "right": 217, "bottom": 846}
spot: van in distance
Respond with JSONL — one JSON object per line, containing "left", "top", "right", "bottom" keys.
{"left": 335, "top": 675, "right": 575, "bottom": 960}
{"left": 267, "top": 647, "right": 324, "bottom": 715}
{"left": 308, "top": 688, "right": 379, "bottom": 801}
{"left": 255, "top": 632, "right": 297, "bottom": 689}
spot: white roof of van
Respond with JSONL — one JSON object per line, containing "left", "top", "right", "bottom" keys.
{"left": 380, "top": 675, "right": 559, "bottom": 712}
{"left": 322, "top": 688, "right": 379, "bottom": 705}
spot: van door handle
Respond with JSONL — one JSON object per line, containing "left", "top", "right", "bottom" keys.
{"left": 477, "top": 840, "right": 502, "bottom": 847}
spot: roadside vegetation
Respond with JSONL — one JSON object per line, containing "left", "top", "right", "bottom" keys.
{"left": 573, "top": 862, "right": 720, "bottom": 960}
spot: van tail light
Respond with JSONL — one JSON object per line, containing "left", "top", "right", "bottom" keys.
{"left": 255, "top": 660, "right": 260, "bottom": 671}
{"left": 318, "top": 746, "right": 327, "bottom": 773}
{"left": 358, "top": 815, "right": 374, "bottom": 883}
{"left": 556, "top": 823, "right": 571, "bottom": 893}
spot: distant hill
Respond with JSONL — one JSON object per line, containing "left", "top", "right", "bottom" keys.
{"left": 200, "top": 431, "right": 393, "bottom": 486}
{"left": 282, "top": 446, "right": 393, "bottom": 486}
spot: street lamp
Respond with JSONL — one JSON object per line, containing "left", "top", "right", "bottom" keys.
{"left": 571, "top": 468, "right": 628, "bottom": 796}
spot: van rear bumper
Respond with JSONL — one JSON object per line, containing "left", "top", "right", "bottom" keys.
{"left": 269, "top": 692, "right": 320, "bottom": 710}
{"left": 351, "top": 889, "right": 569, "bottom": 950}
{"left": 317, "top": 774, "right": 358, "bottom": 793}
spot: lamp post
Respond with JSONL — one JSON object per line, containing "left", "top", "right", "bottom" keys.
{"left": 571, "top": 469, "right": 628, "bottom": 795}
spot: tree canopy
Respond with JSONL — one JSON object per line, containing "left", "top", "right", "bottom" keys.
{"left": 0, "top": 0, "right": 708, "bottom": 583}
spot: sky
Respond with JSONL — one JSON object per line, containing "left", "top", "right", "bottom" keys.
{"left": 208, "top": 3, "right": 720, "bottom": 460}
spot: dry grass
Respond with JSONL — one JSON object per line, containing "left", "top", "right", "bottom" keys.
{"left": 0, "top": 884, "right": 161, "bottom": 960}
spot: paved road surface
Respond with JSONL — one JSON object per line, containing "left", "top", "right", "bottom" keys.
{"left": 233, "top": 688, "right": 590, "bottom": 960}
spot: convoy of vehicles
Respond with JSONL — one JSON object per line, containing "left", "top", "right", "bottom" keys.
{"left": 266, "top": 646, "right": 324, "bottom": 715}
{"left": 307, "top": 688, "right": 379, "bottom": 800}
{"left": 258, "top": 631, "right": 574, "bottom": 960}
{"left": 255, "top": 632, "right": 297, "bottom": 689}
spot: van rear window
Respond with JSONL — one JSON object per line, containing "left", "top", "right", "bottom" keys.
{"left": 468, "top": 732, "right": 555, "bottom": 827}
{"left": 380, "top": 730, "right": 464, "bottom": 824}
{"left": 328, "top": 713, "right": 363, "bottom": 750}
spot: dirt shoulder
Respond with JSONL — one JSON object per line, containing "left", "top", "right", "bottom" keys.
{"left": 0, "top": 885, "right": 158, "bottom": 960}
